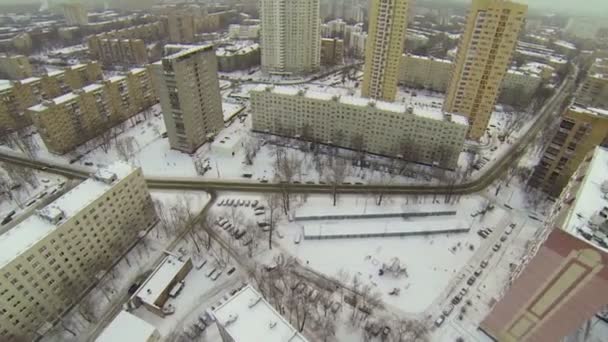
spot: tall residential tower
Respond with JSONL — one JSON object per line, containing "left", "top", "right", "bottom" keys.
{"left": 361, "top": 0, "right": 409, "bottom": 102}
{"left": 259, "top": 0, "right": 321, "bottom": 75}
{"left": 443, "top": 0, "right": 527, "bottom": 140}
{"left": 152, "top": 45, "right": 224, "bottom": 153}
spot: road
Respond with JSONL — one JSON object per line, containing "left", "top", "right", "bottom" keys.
{"left": 0, "top": 68, "right": 575, "bottom": 198}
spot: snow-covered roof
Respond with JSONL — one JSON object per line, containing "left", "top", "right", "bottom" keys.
{"left": 164, "top": 44, "right": 214, "bottom": 61}
{"left": 213, "top": 285, "right": 308, "bottom": 342}
{"left": 47, "top": 70, "right": 64, "bottom": 77}
{"left": 554, "top": 40, "right": 577, "bottom": 50}
{"left": 108, "top": 75, "right": 126, "bottom": 83}
{"left": 560, "top": 147, "right": 608, "bottom": 252}
{"left": 82, "top": 83, "right": 104, "bottom": 93}
{"left": 303, "top": 219, "right": 469, "bottom": 239}
{"left": 134, "top": 255, "right": 190, "bottom": 308}
{"left": 0, "top": 162, "right": 135, "bottom": 268}
{"left": 0, "top": 80, "right": 11, "bottom": 92}
{"left": 96, "top": 311, "right": 158, "bottom": 342}
{"left": 20, "top": 76, "right": 40, "bottom": 84}
{"left": 253, "top": 85, "right": 468, "bottom": 126}
{"left": 53, "top": 92, "right": 79, "bottom": 104}
{"left": 570, "top": 105, "right": 608, "bottom": 118}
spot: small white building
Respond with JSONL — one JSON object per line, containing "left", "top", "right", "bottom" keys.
{"left": 132, "top": 255, "right": 193, "bottom": 317}
{"left": 211, "top": 133, "right": 244, "bottom": 157}
{"left": 213, "top": 285, "right": 308, "bottom": 342}
{"left": 96, "top": 311, "right": 161, "bottom": 342}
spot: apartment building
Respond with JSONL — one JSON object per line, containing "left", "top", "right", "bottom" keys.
{"left": 126, "top": 68, "right": 158, "bottom": 112}
{"left": 528, "top": 105, "right": 608, "bottom": 197}
{"left": 168, "top": 7, "right": 200, "bottom": 43}
{"left": 61, "top": 3, "right": 88, "bottom": 26}
{"left": 41, "top": 63, "right": 104, "bottom": 99}
{"left": 228, "top": 24, "right": 260, "bottom": 40}
{"left": 481, "top": 146, "right": 608, "bottom": 341}
{"left": 151, "top": 45, "right": 224, "bottom": 153}
{"left": 398, "top": 54, "right": 452, "bottom": 92}
{"left": 216, "top": 43, "right": 260, "bottom": 72}
{"left": 347, "top": 25, "right": 368, "bottom": 59}
{"left": 362, "top": 0, "right": 409, "bottom": 102}
{"left": 320, "top": 38, "right": 344, "bottom": 66}
{"left": 577, "top": 59, "right": 608, "bottom": 109}
{"left": 0, "top": 54, "right": 32, "bottom": 80}
{"left": 500, "top": 68, "right": 542, "bottom": 106}
{"left": 251, "top": 85, "right": 468, "bottom": 169}
{"left": 0, "top": 163, "right": 156, "bottom": 341}
{"left": 28, "top": 68, "right": 155, "bottom": 154}
{"left": 259, "top": 0, "right": 321, "bottom": 75}
{"left": 443, "top": 0, "right": 527, "bottom": 140}
{"left": 93, "top": 38, "right": 148, "bottom": 66}
{"left": 87, "top": 21, "right": 167, "bottom": 61}
{"left": 0, "top": 63, "right": 102, "bottom": 131}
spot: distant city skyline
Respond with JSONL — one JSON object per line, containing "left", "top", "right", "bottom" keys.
{"left": 426, "top": 0, "right": 608, "bottom": 17}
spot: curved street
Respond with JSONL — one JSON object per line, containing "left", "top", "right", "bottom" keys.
{"left": 0, "top": 68, "right": 574, "bottom": 196}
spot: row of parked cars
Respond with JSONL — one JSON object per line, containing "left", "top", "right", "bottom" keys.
{"left": 217, "top": 198, "right": 260, "bottom": 208}
{"left": 436, "top": 223, "right": 518, "bottom": 327}
{"left": 183, "top": 282, "right": 248, "bottom": 339}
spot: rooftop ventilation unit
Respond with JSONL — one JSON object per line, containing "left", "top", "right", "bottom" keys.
{"left": 37, "top": 207, "right": 64, "bottom": 225}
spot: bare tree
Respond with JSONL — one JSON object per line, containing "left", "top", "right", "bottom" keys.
{"left": 265, "top": 193, "right": 282, "bottom": 250}
{"left": 324, "top": 156, "right": 349, "bottom": 206}
{"left": 273, "top": 146, "right": 302, "bottom": 215}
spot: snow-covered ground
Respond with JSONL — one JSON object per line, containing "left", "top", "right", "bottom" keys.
{"left": 271, "top": 194, "right": 514, "bottom": 316}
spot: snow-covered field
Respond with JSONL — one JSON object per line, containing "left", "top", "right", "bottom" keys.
{"left": 272, "top": 194, "right": 509, "bottom": 315}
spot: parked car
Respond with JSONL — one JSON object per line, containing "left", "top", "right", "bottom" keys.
{"left": 480, "top": 260, "right": 489, "bottom": 268}
{"left": 434, "top": 315, "right": 445, "bottom": 327}
{"left": 474, "top": 269, "right": 483, "bottom": 277}
{"left": 459, "top": 288, "right": 468, "bottom": 297}
{"left": 492, "top": 243, "right": 501, "bottom": 252}
{"left": 478, "top": 230, "right": 489, "bottom": 238}
{"left": 500, "top": 235, "right": 508, "bottom": 242}
{"left": 466, "top": 276, "right": 476, "bottom": 286}
{"left": 442, "top": 304, "right": 455, "bottom": 316}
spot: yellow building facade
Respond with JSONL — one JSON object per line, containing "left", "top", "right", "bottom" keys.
{"left": 444, "top": 0, "right": 527, "bottom": 140}
{"left": 361, "top": 0, "right": 409, "bottom": 102}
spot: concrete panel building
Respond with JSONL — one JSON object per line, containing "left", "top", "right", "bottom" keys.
{"left": 443, "top": 0, "right": 527, "bottom": 140}
{"left": 228, "top": 24, "right": 260, "bottom": 40}
{"left": 362, "top": 0, "right": 409, "bottom": 102}
{"left": 320, "top": 38, "right": 344, "bottom": 66}
{"left": 94, "top": 38, "right": 148, "bottom": 66}
{"left": 481, "top": 146, "right": 608, "bottom": 341}
{"left": 97, "top": 311, "right": 161, "bottom": 342}
{"left": 0, "top": 163, "right": 156, "bottom": 341}
{"left": 577, "top": 59, "right": 608, "bottom": 110}
{"left": 0, "top": 54, "right": 32, "bottom": 80}
{"left": 398, "top": 54, "right": 452, "bottom": 92}
{"left": 1, "top": 63, "right": 102, "bottom": 131}
{"left": 259, "top": 0, "right": 321, "bottom": 75}
{"left": 216, "top": 43, "right": 260, "bottom": 72}
{"left": 61, "top": 3, "right": 88, "bottom": 26}
{"left": 151, "top": 45, "right": 224, "bottom": 153}
{"left": 213, "top": 285, "right": 308, "bottom": 342}
{"left": 132, "top": 255, "right": 192, "bottom": 317}
{"left": 28, "top": 67, "right": 155, "bottom": 154}
{"left": 251, "top": 85, "right": 468, "bottom": 169}
{"left": 528, "top": 105, "right": 608, "bottom": 197}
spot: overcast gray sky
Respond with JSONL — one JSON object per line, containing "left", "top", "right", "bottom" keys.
{"left": 0, "top": 0, "right": 607, "bottom": 17}
{"left": 445, "top": 0, "right": 608, "bottom": 16}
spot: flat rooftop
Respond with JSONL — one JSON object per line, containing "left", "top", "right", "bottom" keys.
{"left": 561, "top": 146, "right": 608, "bottom": 252}
{"left": 134, "top": 255, "right": 188, "bottom": 307}
{"left": 96, "top": 311, "right": 157, "bottom": 342}
{"left": 164, "top": 44, "right": 214, "bottom": 61}
{"left": 570, "top": 105, "right": 608, "bottom": 118}
{"left": 0, "top": 162, "right": 135, "bottom": 268}
{"left": 213, "top": 285, "right": 308, "bottom": 342}
{"left": 251, "top": 85, "right": 469, "bottom": 126}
